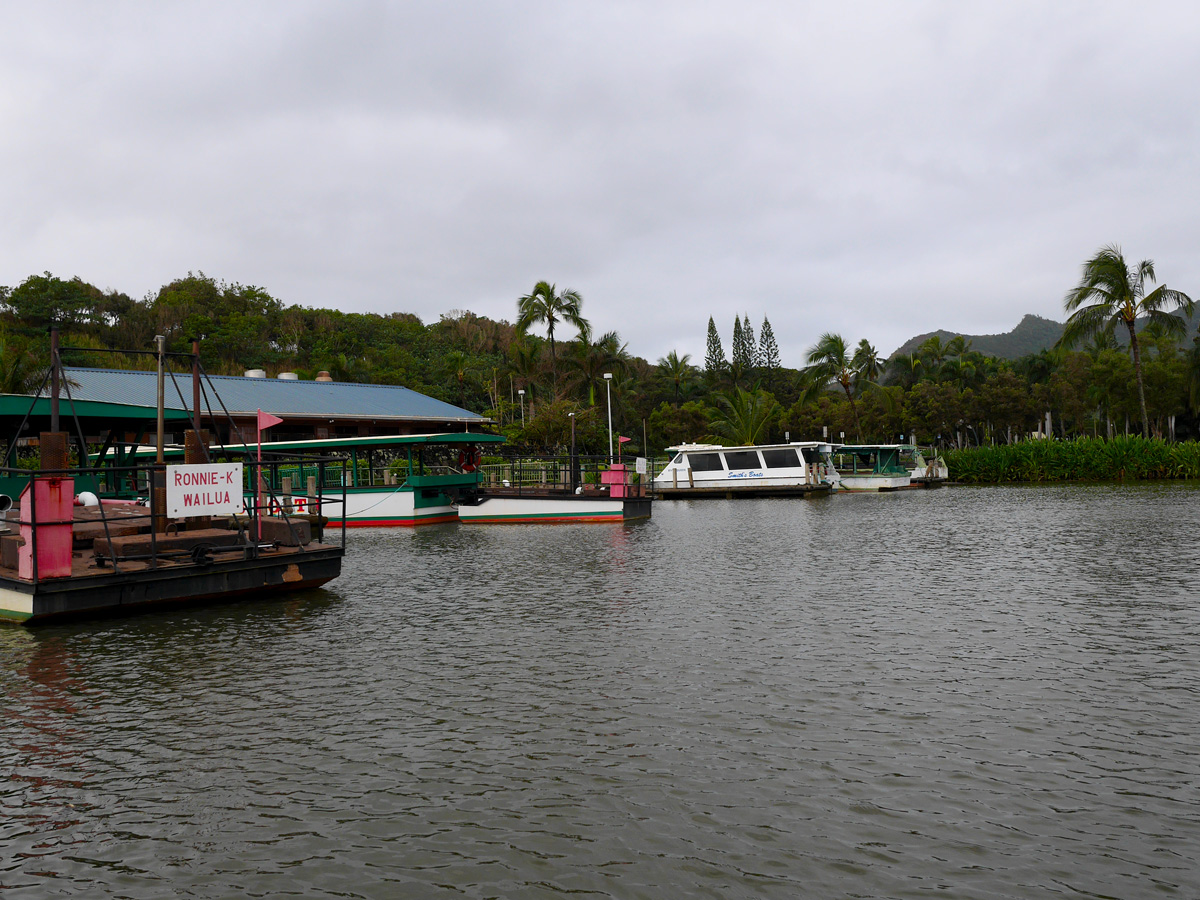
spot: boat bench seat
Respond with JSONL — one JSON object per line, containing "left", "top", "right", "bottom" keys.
{"left": 94, "top": 528, "right": 245, "bottom": 561}
{"left": 73, "top": 522, "right": 141, "bottom": 550}
{"left": 257, "top": 517, "right": 311, "bottom": 546}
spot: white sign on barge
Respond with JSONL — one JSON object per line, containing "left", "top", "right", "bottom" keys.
{"left": 166, "top": 463, "right": 244, "bottom": 517}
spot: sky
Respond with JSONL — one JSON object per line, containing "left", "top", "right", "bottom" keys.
{"left": 3, "top": 1, "right": 1200, "bottom": 367}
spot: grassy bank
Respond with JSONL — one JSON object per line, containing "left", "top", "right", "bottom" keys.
{"left": 944, "top": 436, "right": 1200, "bottom": 484}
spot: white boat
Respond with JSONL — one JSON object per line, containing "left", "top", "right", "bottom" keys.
{"left": 653, "top": 442, "right": 837, "bottom": 497}
{"left": 828, "top": 445, "right": 912, "bottom": 492}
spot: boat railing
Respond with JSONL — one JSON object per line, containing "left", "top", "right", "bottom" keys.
{"left": 0, "top": 454, "right": 348, "bottom": 586}
{"left": 473, "top": 454, "right": 657, "bottom": 497}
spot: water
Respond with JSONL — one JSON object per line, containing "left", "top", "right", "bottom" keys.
{"left": 3, "top": 484, "right": 1199, "bottom": 898}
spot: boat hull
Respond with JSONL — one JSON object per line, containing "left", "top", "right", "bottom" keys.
{"left": 458, "top": 495, "right": 651, "bottom": 524}
{"left": 0, "top": 545, "right": 344, "bottom": 625}
{"left": 318, "top": 488, "right": 457, "bottom": 528}
{"left": 833, "top": 474, "right": 912, "bottom": 492}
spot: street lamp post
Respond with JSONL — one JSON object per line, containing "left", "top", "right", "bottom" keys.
{"left": 518, "top": 389, "right": 525, "bottom": 427}
{"left": 568, "top": 412, "right": 577, "bottom": 491}
{"left": 603, "top": 373, "right": 613, "bottom": 463}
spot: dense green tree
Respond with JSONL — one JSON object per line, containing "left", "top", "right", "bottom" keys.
{"left": 648, "top": 400, "right": 711, "bottom": 448}
{"left": 2, "top": 272, "right": 104, "bottom": 332}
{"left": 1059, "top": 244, "right": 1194, "bottom": 437}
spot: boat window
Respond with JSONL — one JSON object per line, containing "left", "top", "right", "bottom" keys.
{"left": 686, "top": 453, "right": 725, "bottom": 472}
{"left": 724, "top": 451, "right": 762, "bottom": 470}
{"left": 671, "top": 454, "right": 685, "bottom": 467}
{"left": 799, "top": 448, "right": 819, "bottom": 463}
{"left": 762, "top": 448, "right": 801, "bottom": 468}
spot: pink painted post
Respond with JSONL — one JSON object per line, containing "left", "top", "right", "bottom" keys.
{"left": 601, "top": 464, "right": 628, "bottom": 499}
{"left": 19, "top": 477, "right": 75, "bottom": 580}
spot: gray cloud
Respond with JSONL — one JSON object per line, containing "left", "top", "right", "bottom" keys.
{"left": 3, "top": 1, "right": 1199, "bottom": 368}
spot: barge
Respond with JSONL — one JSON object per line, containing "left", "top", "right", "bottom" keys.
{"left": 1, "top": 332, "right": 346, "bottom": 625}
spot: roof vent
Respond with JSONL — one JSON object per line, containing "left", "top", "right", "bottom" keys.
{"left": 277, "top": 372, "right": 299, "bottom": 380}
{"left": 315, "top": 371, "right": 333, "bottom": 382}
{"left": 244, "top": 369, "right": 267, "bottom": 378}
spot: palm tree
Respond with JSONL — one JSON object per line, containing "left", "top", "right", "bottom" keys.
{"left": 516, "top": 282, "right": 591, "bottom": 390}
{"left": 709, "top": 388, "right": 780, "bottom": 445}
{"left": 886, "top": 353, "right": 924, "bottom": 389}
{"left": 656, "top": 350, "right": 698, "bottom": 406}
{"left": 1058, "top": 244, "right": 1194, "bottom": 437}
{"left": 804, "top": 332, "right": 861, "bottom": 439}
{"left": 919, "top": 335, "right": 950, "bottom": 370}
{"left": 939, "top": 356, "right": 977, "bottom": 391}
{"left": 0, "top": 337, "right": 41, "bottom": 394}
{"left": 564, "top": 331, "right": 627, "bottom": 406}
{"left": 851, "top": 339, "right": 882, "bottom": 394}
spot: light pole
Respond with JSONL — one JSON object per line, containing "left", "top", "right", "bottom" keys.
{"left": 603, "top": 373, "right": 613, "bottom": 463}
{"left": 518, "top": 389, "right": 525, "bottom": 427}
{"left": 568, "top": 411, "right": 577, "bottom": 491}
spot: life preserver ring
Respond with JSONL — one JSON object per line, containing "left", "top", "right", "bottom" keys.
{"left": 458, "top": 446, "right": 482, "bottom": 472}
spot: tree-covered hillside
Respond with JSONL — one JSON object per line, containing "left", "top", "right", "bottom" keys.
{"left": 4, "top": 261, "right": 1200, "bottom": 455}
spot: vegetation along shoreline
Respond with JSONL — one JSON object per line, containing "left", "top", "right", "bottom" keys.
{"left": 3, "top": 245, "right": 1198, "bottom": 463}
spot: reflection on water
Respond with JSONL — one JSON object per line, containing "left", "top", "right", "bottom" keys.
{"left": 3, "top": 485, "right": 1200, "bottom": 898}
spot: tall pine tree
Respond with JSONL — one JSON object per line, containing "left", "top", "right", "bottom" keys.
{"left": 759, "top": 316, "right": 781, "bottom": 390}
{"left": 731, "top": 316, "right": 747, "bottom": 369}
{"left": 742, "top": 314, "right": 758, "bottom": 370}
{"left": 704, "top": 316, "right": 727, "bottom": 373}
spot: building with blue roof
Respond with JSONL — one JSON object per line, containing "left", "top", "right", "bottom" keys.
{"left": 16, "top": 367, "right": 491, "bottom": 445}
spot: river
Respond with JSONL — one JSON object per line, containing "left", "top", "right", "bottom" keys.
{"left": 3, "top": 484, "right": 1199, "bottom": 898}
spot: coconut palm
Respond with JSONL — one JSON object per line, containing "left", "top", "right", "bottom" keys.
{"left": 886, "top": 353, "right": 924, "bottom": 389}
{"left": 709, "top": 388, "right": 780, "bottom": 445}
{"left": 852, "top": 339, "right": 882, "bottom": 393}
{"left": 656, "top": 350, "right": 698, "bottom": 406}
{"left": 804, "top": 332, "right": 861, "bottom": 439}
{"left": 0, "top": 337, "right": 41, "bottom": 394}
{"left": 516, "top": 282, "right": 591, "bottom": 390}
{"left": 1058, "top": 244, "right": 1194, "bottom": 437}
{"left": 565, "top": 331, "right": 627, "bottom": 406}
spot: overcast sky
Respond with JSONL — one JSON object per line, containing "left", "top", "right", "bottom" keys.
{"left": 3, "top": 2, "right": 1199, "bottom": 365}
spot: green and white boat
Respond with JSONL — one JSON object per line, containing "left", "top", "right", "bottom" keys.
{"left": 828, "top": 445, "right": 912, "bottom": 492}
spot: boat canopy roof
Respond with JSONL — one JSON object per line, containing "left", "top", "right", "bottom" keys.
{"left": 238, "top": 432, "right": 504, "bottom": 453}
{"left": 667, "top": 441, "right": 831, "bottom": 453}
{"left": 122, "top": 431, "right": 505, "bottom": 459}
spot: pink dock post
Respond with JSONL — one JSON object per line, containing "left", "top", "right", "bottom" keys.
{"left": 601, "top": 464, "right": 628, "bottom": 499}
{"left": 18, "top": 476, "right": 75, "bottom": 580}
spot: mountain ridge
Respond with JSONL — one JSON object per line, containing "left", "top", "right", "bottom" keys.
{"left": 889, "top": 314, "right": 1065, "bottom": 361}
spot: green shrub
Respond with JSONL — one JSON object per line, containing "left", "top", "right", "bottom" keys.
{"left": 945, "top": 436, "right": 1200, "bottom": 483}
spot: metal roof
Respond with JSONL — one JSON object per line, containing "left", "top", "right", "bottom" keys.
{"left": 46, "top": 368, "right": 488, "bottom": 424}
{"left": 126, "top": 432, "right": 506, "bottom": 458}
{"left": 0, "top": 394, "right": 192, "bottom": 422}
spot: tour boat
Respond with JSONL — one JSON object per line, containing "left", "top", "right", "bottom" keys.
{"left": 241, "top": 433, "right": 505, "bottom": 527}
{"left": 828, "top": 445, "right": 912, "bottom": 492}
{"left": 653, "top": 442, "right": 837, "bottom": 498}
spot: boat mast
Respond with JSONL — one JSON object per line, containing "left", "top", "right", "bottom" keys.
{"left": 155, "top": 335, "right": 165, "bottom": 465}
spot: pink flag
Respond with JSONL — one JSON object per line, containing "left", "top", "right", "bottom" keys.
{"left": 618, "top": 435, "right": 632, "bottom": 443}
{"left": 257, "top": 409, "right": 284, "bottom": 432}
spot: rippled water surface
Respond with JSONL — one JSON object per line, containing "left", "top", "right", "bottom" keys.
{"left": 4, "top": 484, "right": 1200, "bottom": 898}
